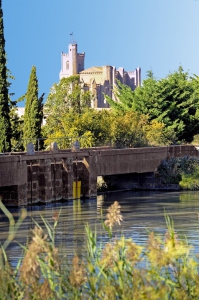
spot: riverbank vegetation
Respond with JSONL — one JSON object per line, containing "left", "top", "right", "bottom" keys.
{"left": 158, "top": 156, "right": 199, "bottom": 190}
{"left": 1, "top": 201, "right": 199, "bottom": 299}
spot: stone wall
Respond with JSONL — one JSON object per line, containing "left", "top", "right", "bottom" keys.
{"left": 0, "top": 145, "right": 197, "bottom": 206}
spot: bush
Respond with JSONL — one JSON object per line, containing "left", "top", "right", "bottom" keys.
{"left": 180, "top": 165, "right": 199, "bottom": 190}
{"left": 158, "top": 156, "right": 199, "bottom": 185}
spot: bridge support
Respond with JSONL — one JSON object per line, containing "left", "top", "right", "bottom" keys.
{"left": 86, "top": 153, "right": 97, "bottom": 198}
{"left": 0, "top": 145, "right": 198, "bottom": 206}
{"left": 39, "top": 159, "right": 53, "bottom": 203}
{"left": 62, "top": 158, "right": 74, "bottom": 200}
{"left": 18, "top": 183, "right": 28, "bottom": 206}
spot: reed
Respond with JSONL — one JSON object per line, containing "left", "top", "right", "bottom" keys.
{"left": 1, "top": 200, "right": 199, "bottom": 299}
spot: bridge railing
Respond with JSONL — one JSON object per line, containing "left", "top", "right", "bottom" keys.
{"left": 8, "top": 136, "right": 113, "bottom": 155}
{"left": 7, "top": 136, "right": 197, "bottom": 155}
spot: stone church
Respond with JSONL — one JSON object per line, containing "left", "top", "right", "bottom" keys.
{"left": 59, "top": 41, "right": 141, "bottom": 108}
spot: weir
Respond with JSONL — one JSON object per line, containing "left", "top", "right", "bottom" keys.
{"left": 0, "top": 145, "right": 198, "bottom": 206}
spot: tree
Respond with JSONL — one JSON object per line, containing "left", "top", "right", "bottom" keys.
{"left": 43, "top": 109, "right": 112, "bottom": 149}
{"left": 0, "top": 0, "right": 11, "bottom": 152}
{"left": 153, "top": 67, "right": 199, "bottom": 143}
{"left": 9, "top": 101, "right": 24, "bottom": 151}
{"left": 106, "top": 67, "right": 199, "bottom": 143}
{"left": 23, "top": 66, "right": 43, "bottom": 149}
{"left": 43, "top": 75, "right": 91, "bottom": 147}
{"left": 43, "top": 76, "right": 169, "bottom": 149}
{"left": 44, "top": 75, "right": 91, "bottom": 118}
{"left": 106, "top": 70, "right": 158, "bottom": 114}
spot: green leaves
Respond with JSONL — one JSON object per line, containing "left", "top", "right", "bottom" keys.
{"left": 106, "top": 66, "right": 199, "bottom": 144}
{"left": 0, "top": 1, "right": 11, "bottom": 152}
{"left": 45, "top": 75, "right": 91, "bottom": 118}
{"left": 23, "top": 66, "right": 43, "bottom": 149}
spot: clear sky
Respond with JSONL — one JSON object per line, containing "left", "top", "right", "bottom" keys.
{"left": 3, "top": 0, "right": 199, "bottom": 106}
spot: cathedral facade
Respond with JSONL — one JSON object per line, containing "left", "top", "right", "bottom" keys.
{"left": 59, "top": 41, "right": 141, "bottom": 108}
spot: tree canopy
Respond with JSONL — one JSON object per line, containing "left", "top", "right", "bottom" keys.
{"left": 23, "top": 66, "right": 43, "bottom": 149}
{"left": 44, "top": 75, "right": 91, "bottom": 118}
{"left": 43, "top": 103, "right": 168, "bottom": 150}
{"left": 42, "top": 67, "right": 199, "bottom": 149}
{"left": 106, "top": 67, "right": 199, "bottom": 143}
{"left": 0, "top": 0, "right": 11, "bottom": 152}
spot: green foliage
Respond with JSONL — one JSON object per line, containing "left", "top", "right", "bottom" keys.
{"left": 0, "top": 1, "right": 11, "bottom": 152}
{"left": 23, "top": 66, "right": 43, "bottom": 149}
{"left": 43, "top": 75, "right": 93, "bottom": 149}
{"left": 45, "top": 75, "right": 91, "bottom": 118}
{"left": 43, "top": 106, "right": 168, "bottom": 149}
{"left": 180, "top": 165, "right": 199, "bottom": 190}
{"left": 2, "top": 202, "right": 199, "bottom": 299}
{"left": 192, "top": 134, "right": 199, "bottom": 145}
{"left": 105, "top": 80, "right": 136, "bottom": 112}
{"left": 158, "top": 156, "right": 199, "bottom": 185}
{"left": 109, "top": 111, "right": 149, "bottom": 148}
{"left": 0, "top": 199, "right": 27, "bottom": 299}
{"left": 155, "top": 67, "right": 199, "bottom": 143}
{"left": 9, "top": 104, "right": 24, "bottom": 151}
{"left": 44, "top": 69, "right": 192, "bottom": 149}
{"left": 43, "top": 74, "right": 175, "bottom": 149}
{"left": 43, "top": 108, "right": 111, "bottom": 149}
{"left": 106, "top": 67, "right": 199, "bottom": 144}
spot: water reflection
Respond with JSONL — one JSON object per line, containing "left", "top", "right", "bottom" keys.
{"left": 1, "top": 190, "right": 199, "bottom": 266}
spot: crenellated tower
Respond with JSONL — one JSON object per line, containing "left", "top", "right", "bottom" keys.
{"left": 59, "top": 41, "right": 141, "bottom": 108}
{"left": 59, "top": 41, "right": 85, "bottom": 80}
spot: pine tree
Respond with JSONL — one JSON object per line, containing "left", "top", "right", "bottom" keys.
{"left": 0, "top": 0, "right": 11, "bottom": 152}
{"left": 23, "top": 66, "right": 42, "bottom": 149}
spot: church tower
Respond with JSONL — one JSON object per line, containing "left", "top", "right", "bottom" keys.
{"left": 69, "top": 43, "right": 77, "bottom": 75}
{"left": 59, "top": 41, "right": 85, "bottom": 80}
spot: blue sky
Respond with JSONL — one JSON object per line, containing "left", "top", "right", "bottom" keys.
{"left": 3, "top": 0, "right": 199, "bottom": 106}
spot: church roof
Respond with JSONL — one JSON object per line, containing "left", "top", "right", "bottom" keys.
{"left": 80, "top": 66, "right": 103, "bottom": 74}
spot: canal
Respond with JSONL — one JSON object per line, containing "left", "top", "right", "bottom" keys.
{"left": 1, "top": 190, "right": 199, "bottom": 266}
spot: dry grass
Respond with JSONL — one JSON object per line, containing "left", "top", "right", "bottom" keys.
{"left": 0, "top": 200, "right": 199, "bottom": 299}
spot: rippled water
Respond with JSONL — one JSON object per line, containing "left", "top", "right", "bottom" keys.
{"left": 1, "top": 190, "right": 199, "bottom": 266}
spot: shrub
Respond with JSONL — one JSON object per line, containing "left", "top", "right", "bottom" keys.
{"left": 158, "top": 156, "right": 199, "bottom": 185}
{"left": 180, "top": 165, "right": 199, "bottom": 190}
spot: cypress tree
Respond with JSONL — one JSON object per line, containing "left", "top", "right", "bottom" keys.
{"left": 23, "top": 66, "right": 42, "bottom": 149}
{"left": 0, "top": 0, "right": 11, "bottom": 152}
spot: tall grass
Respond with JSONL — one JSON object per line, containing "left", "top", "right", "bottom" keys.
{"left": 1, "top": 200, "right": 199, "bottom": 299}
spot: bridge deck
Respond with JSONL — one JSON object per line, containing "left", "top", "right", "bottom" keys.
{"left": 0, "top": 145, "right": 197, "bottom": 206}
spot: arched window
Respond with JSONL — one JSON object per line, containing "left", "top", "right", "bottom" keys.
{"left": 66, "top": 61, "right": 69, "bottom": 70}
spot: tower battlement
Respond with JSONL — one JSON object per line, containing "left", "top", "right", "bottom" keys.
{"left": 59, "top": 42, "right": 85, "bottom": 79}
{"left": 59, "top": 42, "right": 141, "bottom": 108}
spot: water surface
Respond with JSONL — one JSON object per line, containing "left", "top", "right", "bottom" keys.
{"left": 1, "top": 190, "right": 199, "bottom": 265}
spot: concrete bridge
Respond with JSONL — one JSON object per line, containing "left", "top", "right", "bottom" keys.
{"left": 0, "top": 145, "right": 198, "bottom": 206}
